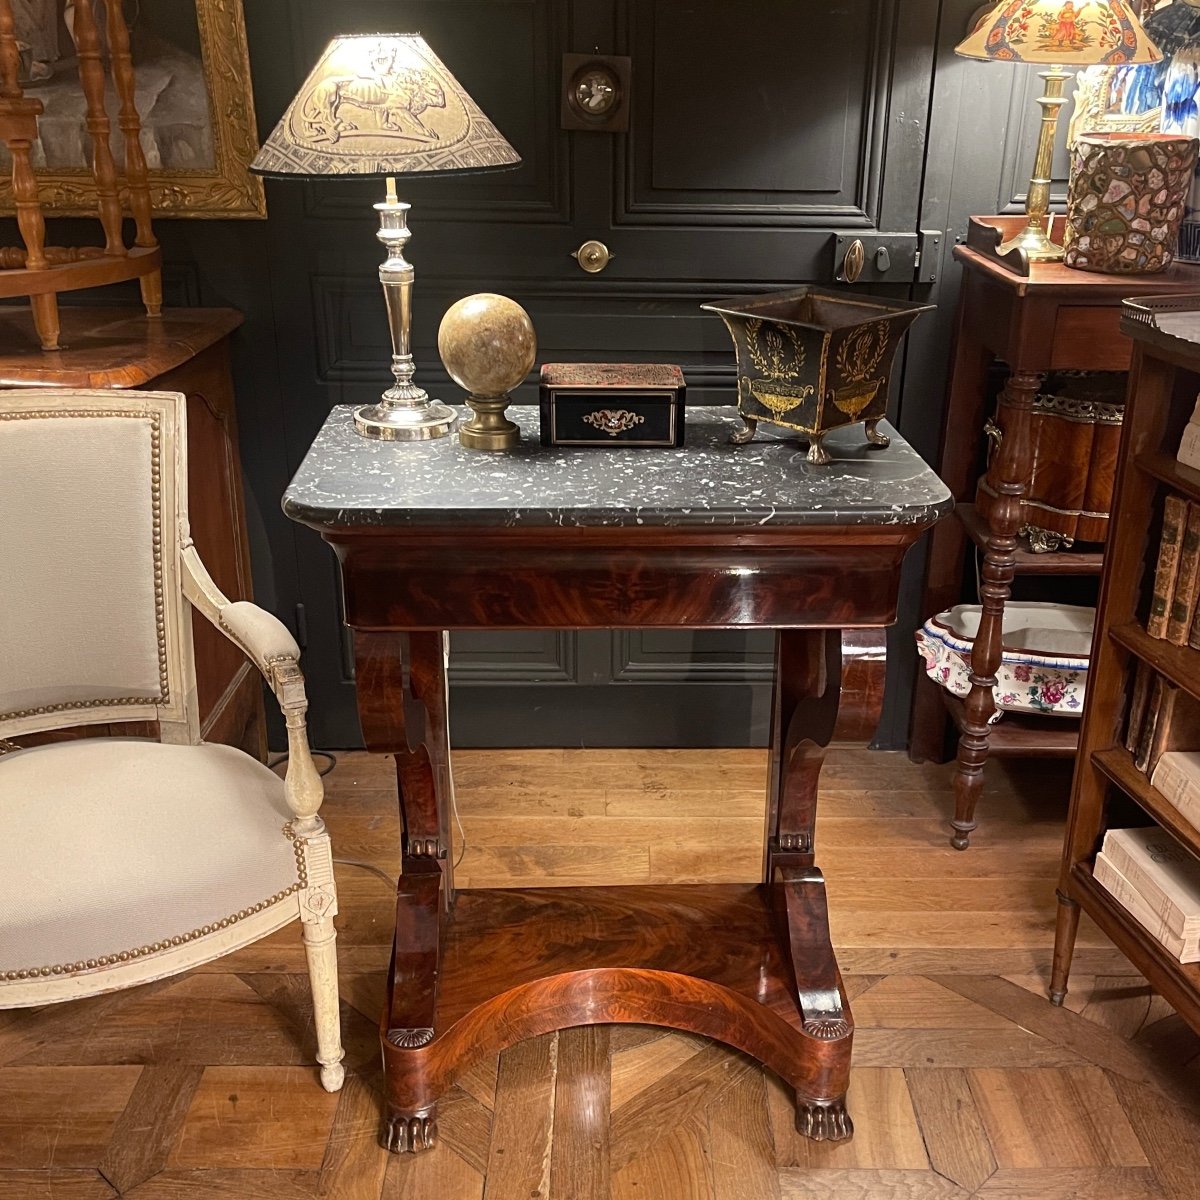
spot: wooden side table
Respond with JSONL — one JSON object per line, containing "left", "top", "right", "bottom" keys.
{"left": 285, "top": 406, "right": 950, "bottom": 1152}
{"left": 910, "top": 217, "right": 1200, "bottom": 848}
{"left": 0, "top": 307, "right": 265, "bottom": 757}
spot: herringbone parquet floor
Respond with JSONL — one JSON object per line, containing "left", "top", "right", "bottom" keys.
{"left": 4, "top": 748, "right": 1200, "bottom": 1199}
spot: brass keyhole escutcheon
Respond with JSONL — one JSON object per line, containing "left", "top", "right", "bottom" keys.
{"left": 841, "top": 239, "right": 865, "bottom": 284}
{"left": 571, "top": 240, "right": 613, "bottom": 273}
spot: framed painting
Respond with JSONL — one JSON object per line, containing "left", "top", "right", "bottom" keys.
{"left": 0, "top": 0, "right": 265, "bottom": 219}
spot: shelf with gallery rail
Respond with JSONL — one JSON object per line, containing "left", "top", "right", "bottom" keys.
{"left": 1069, "top": 862, "right": 1200, "bottom": 1030}
{"left": 1136, "top": 449, "right": 1200, "bottom": 507}
{"left": 955, "top": 502, "right": 1104, "bottom": 576}
{"left": 1110, "top": 622, "right": 1200, "bottom": 706}
{"left": 941, "top": 691, "right": 1078, "bottom": 758}
{"left": 1091, "top": 746, "right": 1200, "bottom": 860}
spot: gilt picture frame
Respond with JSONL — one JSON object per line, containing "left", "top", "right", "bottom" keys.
{"left": 0, "top": 0, "right": 265, "bottom": 219}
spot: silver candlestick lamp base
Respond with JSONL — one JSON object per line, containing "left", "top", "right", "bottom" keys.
{"left": 354, "top": 184, "right": 456, "bottom": 440}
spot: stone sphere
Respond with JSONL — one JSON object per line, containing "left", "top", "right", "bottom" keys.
{"left": 437, "top": 293, "right": 537, "bottom": 399}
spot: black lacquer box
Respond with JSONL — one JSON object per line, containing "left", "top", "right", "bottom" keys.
{"left": 539, "top": 363, "right": 686, "bottom": 447}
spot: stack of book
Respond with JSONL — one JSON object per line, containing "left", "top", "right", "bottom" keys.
{"left": 1124, "top": 664, "right": 1200, "bottom": 776}
{"left": 1151, "top": 750, "right": 1200, "bottom": 831}
{"left": 1095, "top": 825, "right": 1200, "bottom": 963}
{"left": 1148, "top": 493, "right": 1200, "bottom": 645}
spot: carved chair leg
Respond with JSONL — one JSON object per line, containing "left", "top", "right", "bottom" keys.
{"left": 140, "top": 268, "right": 163, "bottom": 317}
{"left": 383, "top": 1105, "right": 437, "bottom": 1153}
{"left": 730, "top": 413, "right": 758, "bottom": 444}
{"left": 301, "top": 913, "right": 345, "bottom": 1092}
{"left": 1049, "top": 889, "right": 1081, "bottom": 1006}
{"left": 30, "top": 293, "right": 60, "bottom": 351}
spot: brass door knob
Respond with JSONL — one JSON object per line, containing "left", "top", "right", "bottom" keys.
{"left": 571, "top": 239, "right": 613, "bottom": 273}
{"left": 840, "top": 238, "right": 865, "bottom": 284}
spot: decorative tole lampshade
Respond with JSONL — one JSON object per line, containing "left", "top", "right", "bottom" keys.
{"left": 250, "top": 33, "right": 521, "bottom": 179}
{"left": 954, "top": 1, "right": 1161, "bottom": 263}
{"left": 955, "top": 0, "right": 1161, "bottom": 66}
{"left": 250, "top": 34, "right": 521, "bottom": 442}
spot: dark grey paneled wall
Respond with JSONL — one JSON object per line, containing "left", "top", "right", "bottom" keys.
{"left": 13, "top": 2, "right": 1074, "bottom": 749}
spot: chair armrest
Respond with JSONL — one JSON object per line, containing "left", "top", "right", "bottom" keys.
{"left": 181, "top": 539, "right": 324, "bottom": 828}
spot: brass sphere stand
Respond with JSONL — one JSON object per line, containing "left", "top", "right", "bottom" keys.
{"left": 459, "top": 394, "right": 520, "bottom": 451}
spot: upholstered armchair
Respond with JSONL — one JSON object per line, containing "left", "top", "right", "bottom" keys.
{"left": 0, "top": 389, "right": 344, "bottom": 1091}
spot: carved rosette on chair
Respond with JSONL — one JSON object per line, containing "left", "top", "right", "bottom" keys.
{"left": 0, "top": 0, "right": 161, "bottom": 351}
{"left": 1064, "top": 133, "right": 1198, "bottom": 272}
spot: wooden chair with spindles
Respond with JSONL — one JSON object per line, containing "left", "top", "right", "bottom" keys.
{"left": 0, "top": 0, "right": 162, "bottom": 351}
{"left": 0, "top": 389, "right": 345, "bottom": 1093}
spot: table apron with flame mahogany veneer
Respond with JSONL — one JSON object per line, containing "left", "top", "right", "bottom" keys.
{"left": 284, "top": 406, "right": 951, "bottom": 1153}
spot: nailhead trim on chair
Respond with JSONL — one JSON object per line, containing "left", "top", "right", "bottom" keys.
{"left": 0, "top": 408, "right": 170, "bottom": 726}
{"left": 0, "top": 822, "right": 310, "bottom": 981}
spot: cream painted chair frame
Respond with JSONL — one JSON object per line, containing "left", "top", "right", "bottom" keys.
{"left": 0, "top": 389, "right": 344, "bottom": 1091}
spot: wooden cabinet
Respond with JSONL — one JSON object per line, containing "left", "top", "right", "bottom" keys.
{"left": 1051, "top": 296, "right": 1200, "bottom": 1024}
{"left": 0, "top": 307, "right": 265, "bottom": 758}
{"left": 910, "top": 216, "right": 1200, "bottom": 848}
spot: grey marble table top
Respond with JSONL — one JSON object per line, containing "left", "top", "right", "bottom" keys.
{"left": 283, "top": 405, "right": 952, "bottom": 531}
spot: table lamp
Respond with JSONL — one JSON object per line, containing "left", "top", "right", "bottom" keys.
{"left": 956, "top": 0, "right": 1161, "bottom": 262}
{"left": 251, "top": 34, "right": 520, "bottom": 440}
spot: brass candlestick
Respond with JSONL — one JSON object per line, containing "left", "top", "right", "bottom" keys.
{"left": 1002, "top": 65, "right": 1072, "bottom": 263}
{"left": 354, "top": 178, "right": 457, "bottom": 441}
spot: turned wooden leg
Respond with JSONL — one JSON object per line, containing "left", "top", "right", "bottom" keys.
{"left": 30, "top": 293, "right": 60, "bottom": 352}
{"left": 354, "top": 629, "right": 452, "bottom": 1152}
{"left": 950, "top": 370, "right": 1041, "bottom": 850}
{"left": 140, "top": 267, "right": 163, "bottom": 317}
{"left": 1049, "top": 888, "right": 1081, "bottom": 1006}
{"left": 864, "top": 417, "right": 890, "bottom": 448}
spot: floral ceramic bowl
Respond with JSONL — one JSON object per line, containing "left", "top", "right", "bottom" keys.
{"left": 915, "top": 602, "right": 1095, "bottom": 720}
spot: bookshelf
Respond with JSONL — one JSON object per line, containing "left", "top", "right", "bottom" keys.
{"left": 1051, "top": 295, "right": 1200, "bottom": 1032}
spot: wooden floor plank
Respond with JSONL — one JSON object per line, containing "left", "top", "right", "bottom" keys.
{"left": 968, "top": 1067, "right": 1147, "bottom": 1169}
{"left": 96, "top": 1063, "right": 203, "bottom": 1194}
{"left": 0, "top": 1066, "right": 140, "bottom": 1170}
{"left": 611, "top": 1114, "right": 715, "bottom": 1200}
{"left": 610, "top": 1043, "right": 755, "bottom": 1172}
{"left": 776, "top": 1168, "right": 967, "bottom": 1198}
{"left": 708, "top": 1067, "right": 781, "bottom": 1200}
{"left": 438, "top": 1086, "right": 494, "bottom": 1176}
{"left": 385, "top": 1145, "right": 484, "bottom": 1200}
{"left": 0, "top": 1171, "right": 116, "bottom": 1199}
{"left": 767, "top": 1068, "right": 928, "bottom": 1170}
{"left": 121, "top": 1168, "right": 322, "bottom": 1198}
{"left": 975, "top": 1167, "right": 1166, "bottom": 1199}
{"left": 1109, "top": 1072, "right": 1200, "bottom": 1200}
{"left": 549, "top": 1026, "right": 610, "bottom": 1200}
{"left": 936, "top": 975, "right": 1200, "bottom": 1115}
{"left": 315, "top": 1074, "right": 388, "bottom": 1200}
{"left": 853, "top": 976, "right": 1012, "bottom": 1029}
{"left": 905, "top": 1068, "right": 997, "bottom": 1192}
{"left": 168, "top": 1067, "right": 340, "bottom": 1171}
{"left": 483, "top": 1034, "right": 557, "bottom": 1200}
{"left": 852, "top": 1027, "right": 1083, "bottom": 1069}
{"left": 609, "top": 1030, "right": 711, "bottom": 1110}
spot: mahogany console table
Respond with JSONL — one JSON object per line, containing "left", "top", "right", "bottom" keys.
{"left": 284, "top": 406, "right": 950, "bottom": 1153}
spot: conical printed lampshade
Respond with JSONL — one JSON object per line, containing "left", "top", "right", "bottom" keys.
{"left": 956, "top": 0, "right": 1162, "bottom": 65}
{"left": 250, "top": 34, "right": 521, "bottom": 179}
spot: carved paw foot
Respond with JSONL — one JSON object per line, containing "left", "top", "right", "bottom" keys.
{"left": 383, "top": 1108, "right": 437, "bottom": 1154}
{"left": 864, "top": 418, "right": 890, "bottom": 448}
{"left": 795, "top": 1095, "right": 853, "bottom": 1142}
{"left": 805, "top": 436, "right": 831, "bottom": 465}
{"left": 730, "top": 414, "right": 758, "bottom": 445}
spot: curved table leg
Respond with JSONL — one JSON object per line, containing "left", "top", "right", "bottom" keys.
{"left": 354, "top": 629, "right": 453, "bottom": 1152}
{"left": 766, "top": 629, "right": 853, "bottom": 1140}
